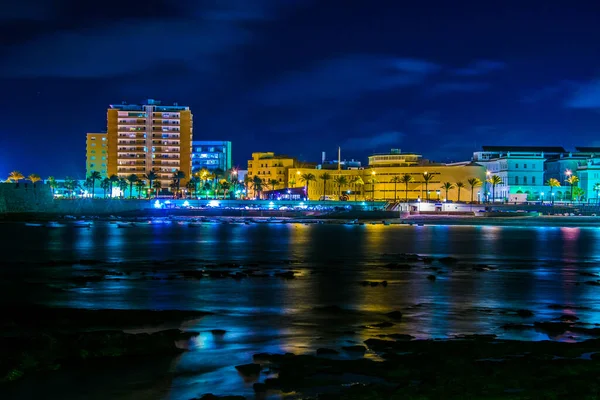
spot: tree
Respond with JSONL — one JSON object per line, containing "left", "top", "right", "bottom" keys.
{"left": 243, "top": 175, "right": 252, "bottom": 198}
{"left": 319, "top": 172, "right": 331, "bottom": 199}
{"left": 367, "top": 174, "right": 378, "bottom": 200}
{"left": 300, "top": 173, "right": 316, "bottom": 198}
{"left": 135, "top": 179, "right": 146, "bottom": 199}
{"left": 390, "top": 176, "right": 401, "bottom": 201}
{"left": 100, "top": 177, "right": 110, "bottom": 198}
{"left": 153, "top": 180, "right": 162, "bottom": 197}
{"left": 268, "top": 179, "right": 279, "bottom": 196}
{"left": 566, "top": 175, "right": 579, "bottom": 202}
{"left": 546, "top": 178, "right": 561, "bottom": 205}
{"left": 348, "top": 176, "right": 364, "bottom": 201}
{"left": 594, "top": 183, "right": 600, "bottom": 203}
{"left": 83, "top": 178, "right": 93, "bottom": 196}
{"left": 333, "top": 175, "right": 348, "bottom": 197}
{"left": 397, "top": 174, "right": 414, "bottom": 203}
{"left": 173, "top": 170, "right": 186, "bottom": 196}
{"left": 47, "top": 176, "right": 58, "bottom": 196}
{"left": 573, "top": 187, "right": 585, "bottom": 202}
{"left": 422, "top": 172, "right": 434, "bottom": 201}
{"left": 189, "top": 176, "right": 200, "bottom": 198}
{"left": 126, "top": 174, "right": 138, "bottom": 199}
{"left": 118, "top": 178, "right": 128, "bottom": 199}
{"left": 88, "top": 171, "right": 101, "bottom": 198}
{"left": 27, "top": 173, "right": 41, "bottom": 195}
{"left": 486, "top": 175, "right": 502, "bottom": 203}
{"left": 7, "top": 171, "right": 24, "bottom": 186}
{"left": 220, "top": 181, "right": 231, "bottom": 199}
{"left": 289, "top": 178, "right": 296, "bottom": 188}
{"left": 64, "top": 177, "right": 78, "bottom": 199}
{"left": 109, "top": 174, "right": 119, "bottom": 198}
{"left": 145, "top": 171, "right": 158, "bottom": 198}
{"left": 455, "top": 181, "right": 465, "bottom": 202}
{"left": 252, "top": 175, "right": 264, "bottom": 199}
{"left": 441, "top": 182, "right": 455, "bottom": 201}
{"left": 467, "top": 178, "right": 482, "bottom": 203}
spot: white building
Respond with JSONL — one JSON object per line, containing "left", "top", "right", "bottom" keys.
{"left": 473, "top": 146, "right": 565, "bottom": 202}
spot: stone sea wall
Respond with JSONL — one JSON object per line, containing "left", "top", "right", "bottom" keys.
{"left": 0, "top": 183, "right": 53, "bottom": 213}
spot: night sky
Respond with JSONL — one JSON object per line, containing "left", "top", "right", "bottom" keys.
{"left": 1, "top": 0, "right": 600, "bottom": 179}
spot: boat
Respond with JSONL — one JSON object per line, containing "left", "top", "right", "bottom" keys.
{"left": 25, "top": 222, "right": 43, "bottom": 227}
{"left": 188, "top": 222, "right": 203, "bottom": 227}
{"left": 116, "top": 221, "right": 135, "bottom": 228}
{"left": 46, "top": 222, "right": 65, "bottom": 228}
{"left": 383, "top": 221, "right": 391, "bottom": 226}
{"left": 73, "top": 221, "right": 92, "bottom": 228}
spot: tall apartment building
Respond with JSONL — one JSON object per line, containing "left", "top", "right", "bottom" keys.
{"left": 192, "top": 141, "right": 232, "bottom": 172}
{"left": 86, "top": 133, "right": 108, "bottom": 178}
{"left": 107, "top": 99, "right": 193, "bottom": 188}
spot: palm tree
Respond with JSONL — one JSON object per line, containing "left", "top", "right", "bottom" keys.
{"left": 252, "top": 175, "right": 264, "bottom": 199}
{"left": 88, "top": 171, "right": 101, "bottom": 198}
{"left": 47, "top": 176, "right": 58, "bottom": 196}
{"left": 188, "top": 176, "right": 200, "bottom": 198}
{"left": 367, "top": 174, "right": 378, "bottom": 200}
{"left": 100, "top": 177, "right": 110, "bottom": 198}
{"left": 422, "top": 172, "right": 434, "bottom": 201}
{"left": 7, "top": 171, "right": 24, "bottom": 186}
{"left": 573, "top": 187, "right": 585, "bottom": 202}
{"left": 455, "top": 182, "right": 465, "bottom": 202}
{"left": 333, "top": 175, "right": 348, "bottom": 197}
{"left": 441, "top": 182, "right": 455, "bottom": 201}
{"left": 300, "top": 173, "right": 316, "bottom": 198}
{"left": 389, "top": 176, "right": 401, "bottom": 201}
{"left": 319, "top": 172, "right": 332, "bottom": 199}
{"left": 221, "top": 181, "right": 231, "bottom": 199}
{"left": 467, "top": 177, "right": 482, "bottom": 203}
{"left": 594, "top": 183, "right": 600, "bottom": 203}
{"left": 173, "top": 170, "right": 186, "bottom": 196}
{"left": 268, "top": 179, "right": 279, "bottom": 197}
{"left": 145, "top": 171, "right": 158, "bottom": 198}
{"left": 126, "top": 174, "right": 138, "bottom": 199}
{"left": 566, "top": 175, "right": 579, "bottom": 202}
{"left": 153, "top": 180, "right": 162, "bottom": 197}
{"left": 64, "top": 177, "right": 78, "bottom": 199}
{"left": 348, "top": 176, "right": 364, "bottom": 201}
{"left": 289, "top": 178, "right": 296, "bottom": 188}
{"left": 27, "top": 174, "right": 41, "bottom": 195}
{"left": 118, "top": 178, "right": 128, "bottom": 199}
{"left": 546, "top": 178, "right": 561, "bottom": 205}
{"left": 397, "top": 174, "right": 414, "bottom": 203}
{"left": 243, "top": 175, "right": 252, "bottom": 198}
{"left": 487, "top": 175, "right": 502, "bottom": 203}
{"left": 83, "top": 178, "right": 93, "bottom": 196}
{"left": 109, "top": 174, "right": 119, "bottom": 198}
{"left": 135, "top": 179, "right": 146, "bottom": 199}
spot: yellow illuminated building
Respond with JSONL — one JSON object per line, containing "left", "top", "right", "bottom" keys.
{"left": 288, "top": 150, "right": 486, "bottom": 202}
{"left": 86, "top": 133, "right": 108, "bottom": 178}
{"left": 107, "top": 99, "right": 193, "bottom": 188}
{"left": 247, "top": 152, "right": 297, "bottom": 197}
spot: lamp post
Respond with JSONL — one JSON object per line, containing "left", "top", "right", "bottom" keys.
{"left": 436, "top": 190, "right": 440, "bottom": 201}
{"left": 540, "top": 192, "right": 544, "bottom": 205}
{"left": 417, "top": 196, "right": 421, "bottom": 213}
{"left": 485, "top": 170, "right": 491, "bottom": 203}
{"left": 296, "top": 170, "right": 301, "bottom": 188}
{"left": 565, "top": 169, "right": 572, "bottom": 203}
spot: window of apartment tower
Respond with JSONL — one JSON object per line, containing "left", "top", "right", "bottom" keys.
{"left": 523, "top": 176, "right": 528, "bottom": 184}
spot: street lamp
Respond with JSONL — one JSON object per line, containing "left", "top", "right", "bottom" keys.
{"left": 436, "top": 190, "right": 440, "bottom": 201}
{"left": 296, "top": 170, "right": 301, "bottom": 188}
{"left": 485, "top": 170, "right": 491, "bottom": 204}
{"left": 540, "top": 192, "right": 544, "bottom": 204}
{"left": 417, "top": 196, "right": 421, "bottom": 212}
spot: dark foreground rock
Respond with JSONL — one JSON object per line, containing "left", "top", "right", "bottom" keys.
{"left": 0, "top": 329, "right": 198, "bottom": 383}
{"left": 193, "top": 395, "right": 246, "bottom": 400}
{"left": 235, "top": 337, "right": 600, "bottom": 399}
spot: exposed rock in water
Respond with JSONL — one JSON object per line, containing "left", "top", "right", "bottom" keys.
{"left": 426, "top": 274, "right": 437, "bottom": 281}
{"left": 385, "top": 311, "right": 403, "bottom": 320}
{"left": 438, "top": 257, "right": 458, "bottom": 265}
{"left": 515, "top": 309, "right": 534, "bottom": 318}
{"left": 384, "top": 263, "right": 413, "bottom": 270}
{"left": 341, "top": 345, "right": 366, "bottom": 353}
{"left": 376, "top": 333, "right": 415, "bottom": 341}
{"left": 534, "top": 322, "right": 572, "bottom": 335}
{"left": 234, "top": 363, "right": 262, "bottom": 376}
{"left": 422, "top": 257, "right": 435, "bottom": 264}
{"left": 557, "top": 314, "right": 579, "bottom": 322}
{"left": 381, "top": 280, "right": 388, "bottom": 287}
{"left": 502, "top": 323, "right": 533, "bottom": 331}
{"left": 180, "top": 270, "right": 204, "bottom": 279}
{"left": 579, "top": 272, "right": 599, "bottom": 277}
{"left": 193, "top": 394, "right": 246, "bottom": 400}
{"left": 585, "top": 280, "right": 600, "bottom": 286}
{"left": 547, "top": 304, "right": 591, "bottom": 310}
{"left": 210, "top": 329, "right": 226, "bottom": 335}
{"left": 316, "top": 348, "right": 339, "bottom": 355}
{"left": 274, "top": 271, "right": 295, "bottom": 279}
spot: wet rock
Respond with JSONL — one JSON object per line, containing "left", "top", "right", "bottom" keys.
{"left": 194, "top": 394, "right": 246, "bottom": 400}
{"left": 369, "top": 281, "right": 379, "bottom": 287}
{"left": 370, "top": 322, "right": 394, "bottom": 329}
{"left": 579, "top": 272, "right": 599, "bottom": 277}
{"left": 360, "top": 281, "right": 369, "bottom": 286}
{"left": 376, "top": 333, "right": 414, "bottom": 341}
{"left": 313, "top": 305, "right": 353, "bottom": 314}
{"left": 316, "top": 348, "right": 339, "bottom": 355}
{"left": 426, "top": 274, "right": 437, "bottom": 281}
{"left": 547, "top": 304, "right": 591, "bottom": 310}
{"left": 385, "top": 311, "right": 403, "bottom": 320}
{"left": 473, "top": 264, "right": 492, "bottom": 271}
{"left": 207, "top": 271, "right": 228, "bottom": 279}
{"left": 384, "top": 263, "right": 412, "bottom": 270}
{"left": 502, "top": 323, "right": 533, "bottom": 331}
{"left": 253, "top": 382, "right": 267, "bottom": 393}
{"left": 274, "top": 271, "right": 295, "bottom": 279}
{"left": 342, "top": 345, "right": 366, "bottom": 353}
{"left": 381, "top": 280, "right": 388, "bottom": 287}
{"left": 68, "top": 275, "right": 104, "bottom": 284}
{"left": 235, "top": 363, "right": 262, "bottom": 376}
{"left": 515, "top": 309, "right": 534, "bottom": 318}
{"left": 230, "top": 272, "right": 247, "bottom": 280}
{"left": 585, "top": 280, "right": 600, "bottom": 286}
{"left": 180, "top": 270, "right": 204, "bottom": 279}
{"left": 534, "top": 322, "right": 572, "bottom": 335}
{"left": 439, "top": 257, "right": 458, "bottom": 265}
{"left": 211, "top": 329, "right": 226, "bottom": 335}
{"left": 456, "top": 334, "right": 496, "bottom": 340}
{"left": 422, "top": 257, "right": 435, "bottom": 264}
{"left": 558, "top": 314, "right": 579, "bottom": 322}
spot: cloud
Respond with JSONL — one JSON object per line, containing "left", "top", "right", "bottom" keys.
{"left": 343, "top": 131, "right": 404, "bottom": 150}
{"left": 565, "top": 79, "right": 600, "bottom": 109}
{"left": 520, "top": 80, "right": 579, "bottom": 104}
{"left": 426, "top": 82, "right": 491, "bottom": 96}
{"left": 256, "top": 55, "right": 441, "bottom": 106}
{"left": 452, "top": 60, "right": 506, "bottom": 76}
{"left": 0, "top": 1, "right": 299, "bottom": 78}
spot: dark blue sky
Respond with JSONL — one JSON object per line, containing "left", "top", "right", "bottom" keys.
{"left": 1, "top": 0, "right": 600, "bottom": 178}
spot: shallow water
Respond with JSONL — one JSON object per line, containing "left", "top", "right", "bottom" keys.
{"left": 2, "top": 221, "right": 600, "bottom": 399}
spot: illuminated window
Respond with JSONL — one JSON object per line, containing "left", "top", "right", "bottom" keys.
{"left": 102, "top": 137, "right": 106, "bottom": 141}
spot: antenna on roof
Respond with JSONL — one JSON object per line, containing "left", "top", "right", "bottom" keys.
{"left": 122, "top": 101, "right": 127, "bottom": 105}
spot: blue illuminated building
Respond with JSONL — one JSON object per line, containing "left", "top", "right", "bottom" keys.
{"left": 192, "top": 141, "right": 232, "bottom": 172}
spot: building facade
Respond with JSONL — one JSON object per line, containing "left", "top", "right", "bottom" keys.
{"left": 247, "top": 152, "right": 297, "bottom": 198}
{"left": 472, "top": 146, "right": 565, "bottom": 201}
{"left": 86, "top": 133, "right": 108, "bottom": 178}
{"left": 107, "top": 99, "right": 193, "bottom": 188}
{"left": 288, "top": 150, "right": 485, "bottom": 202}
{"left": 191, "top": 141, "right": 232, "bottom": 173}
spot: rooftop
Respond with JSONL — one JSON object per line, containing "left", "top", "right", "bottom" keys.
{"left": 481, "top": 146, "right": 567, "bottom": 153}
{"left": 109, "top": 99, "right": 189, "bottom": 111}
{"left": 575, "top": 147, "right": 600, "bottom": 153}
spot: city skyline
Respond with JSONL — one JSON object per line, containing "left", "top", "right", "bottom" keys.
{"left": 1, "top": 1, "right": 600, "bottom": 178}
